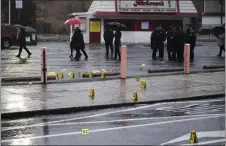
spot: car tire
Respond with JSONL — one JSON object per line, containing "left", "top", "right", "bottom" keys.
{"left": 1, "top": 38, "right": 12, "bottom": 49}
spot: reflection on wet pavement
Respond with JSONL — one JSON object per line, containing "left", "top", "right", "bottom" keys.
{"left": 1, "top": 98, "right": 225, "bottom": 145}
{"left": 1, "top": 71, "right": 225, "bottom": 114}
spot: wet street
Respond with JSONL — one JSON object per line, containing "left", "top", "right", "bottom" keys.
{"left": 1, "top": 98, "right": 225, "bottom": 145}
{"left": 1, "top": 42, "right": 225, "bottom": 78}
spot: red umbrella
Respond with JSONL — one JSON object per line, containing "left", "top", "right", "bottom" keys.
{"left": 64, "top": 18, "right": 82, "bottom": 25}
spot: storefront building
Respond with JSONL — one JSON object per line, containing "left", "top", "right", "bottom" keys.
{"left": 69, "top": 0, "right": 199, "bottom": 44}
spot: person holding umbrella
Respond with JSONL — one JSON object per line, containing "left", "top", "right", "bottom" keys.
{"left": 70, "top": 27, "right": 82, "bottom": 59}
{"left": 114, "top": 26, "right": 122, "bottom": 61}
{"left": 16, "top": 27, "right": 32, "bottom": 58}
{"left": 103, "top": 27, "right": 114, "bottom": 57}
{"left": 73, "top": 27, "right": 88, "bottom": 60}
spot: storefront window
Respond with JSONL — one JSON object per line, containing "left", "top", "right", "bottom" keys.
{"left": 141, "top": 21, "right": 149, "bottom": 30}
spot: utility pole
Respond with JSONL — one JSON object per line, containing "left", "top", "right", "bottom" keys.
{"left": 9, "top": 0, "right": 11, "bottom": 25}
{"left": 220, "top": 0, "right": 223, "bottom": 24}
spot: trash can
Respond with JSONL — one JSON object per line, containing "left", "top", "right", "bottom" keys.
{"left": 25, "top": 26, "right": 37, "bottom": 46}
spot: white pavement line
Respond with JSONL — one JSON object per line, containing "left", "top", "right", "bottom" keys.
{"left": 157, "top": 106, "right": 225, "bottom": 113}
{"left": 161, "top": 130, "right": 225, "bottom": 145}
{"left": 1, "top": 114, "right": 224, "bottom": 143}
{"left": 2, "top": 114, "right": 221, "bottom": 131}
{"left": 3, "top": 99, "right": 224, "bottom": 128}
{"left": 182, "top": 138, "right": 225, "bottom": 145}
{"left": 23, "top": 103, "right": 164, "bottom": 127}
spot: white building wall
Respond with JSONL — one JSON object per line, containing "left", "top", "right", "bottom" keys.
{"left": 202, "top": 16, "right": 225, "bottom": 25}
{"left": 101, "top": 31, "right": 152, "bottom": 44}
{"left": 69, "top": 13, "right": 95, "bottom": 44}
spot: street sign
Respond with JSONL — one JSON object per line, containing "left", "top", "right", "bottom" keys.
{"left": 119, "top": 0, "right": 177, "bottom": 13}
{"left": 15, "top": 0, "right": 23, "bottom": 9}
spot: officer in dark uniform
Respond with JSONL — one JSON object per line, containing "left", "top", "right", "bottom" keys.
{"left": 156, "top": 25, "right": 166, "bottom": 60}
{"left": 167, "top": 26, "right": 176, "bottom": 60}
{"left": 151, "top": 28, "right": 158, "bottom": 60}
{"left": 174, "top": 26, "right": 185, "bottom": 62}
{"left": 185, "top": 25, "right": 196, "bottom": 61}
{"left": 171, "top": 27, "right": 178, "bottom": 61}
{"left": 114, "top": 26, "right": 121, "bottom": 61}
{"left": 103, "top": 27, "right": 114, "bottom": 57}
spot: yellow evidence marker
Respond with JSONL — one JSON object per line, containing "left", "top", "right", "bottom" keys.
{"left": 83, "top": 70, "right": 88, "bottom": 75}
{"left": 189, "top": 130, "right": 198, "bottom": 144}
{"left": 89, "top": 72, "right": 93, "bottom": 78}
{"left": 140, "top": 64, "right": 146, "bottom": 71}
{"left": 140, "top": 80, "right": 147, "bottom": 89}
{"left": 68, "top": 72, "right": 75, "bottom": 78}
{"left": 59, "top": 72, "right": 64, "bottom": 79}
{"left": 132, "top": 91, "right": 138, "bottom": 102}
{"left": 101, "top": 72, "right": 105, "bottom": 79}
{"left": 82, "top": 129, "right": 89, "bottom": 136}
{"left": 89, "top": 88, "right": 95, "bottom": 98}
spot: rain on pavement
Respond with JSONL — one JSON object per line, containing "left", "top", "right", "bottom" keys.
{"left": 1, "top": 42, "right": 225, "bottom": 78}
{"left": 1, "top": 98, "right": 225, "bottom": 145}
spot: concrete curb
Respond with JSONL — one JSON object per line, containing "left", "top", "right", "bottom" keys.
{"left": 148, "top": 67, "right": 184, "bottom": 73}
{"left": 1, "top": 69, "right": 225, "bottom": 86}
{"left": 203, "top": 65, "right": 225, "bottom": 69}
{"left": 2, "top": 76, "right": 56, "bottom": 82}
{"left": 1, "top": 93, "right": 225, "bottom": 120}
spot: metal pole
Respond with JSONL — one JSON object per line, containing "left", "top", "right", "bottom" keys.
{"left": 9, "top": 0, "right": 11, "bottom": 25}
{"left": 220, "top": 0, "right": 223, "bottom": 24}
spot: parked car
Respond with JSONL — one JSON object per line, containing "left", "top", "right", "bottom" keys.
{"left": 1, "top": 24, "right": 18, "bottom": 49}
{"left": 1, "top": 24, "right": 38, "bottom": 49}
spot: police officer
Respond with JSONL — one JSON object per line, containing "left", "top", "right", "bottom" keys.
{"left": 156, "top": 25, "right": 166, "bottom": 60}
{"left": 175, "top": 26, "right": 185, "bottom": 62}
{"left": 167, "top": 26, "right": 176, "bottom": 60}
{"left": 103, "top": 27, "right": 114, "bottom": 57}
{"left": 185, "top": 25, "right": 196, "bottom": 61}
{"left": 151, "top": 28, "right": 158, "bottom": 60}
{"left": 114, "top": 26, "right": 121, "bottom": 61}
{"left": 171, "top": 27, "right": 178, "bottom": 61}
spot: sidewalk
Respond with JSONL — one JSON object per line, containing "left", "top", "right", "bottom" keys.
{"left": 1, "top": 72, "right": 225, "bottom": 117}
{"left": 1, "top": 42, "right": 224, "bottom": 78}
{"left": 37, "top": 34, "right": 218, "bottom": 42}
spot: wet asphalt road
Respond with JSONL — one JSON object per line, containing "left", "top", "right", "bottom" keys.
{"left": 1, "top": 98, "right": 225, "bottom": 145}
{"left": 1, "top": 42, "right": 225, "bottom": 78}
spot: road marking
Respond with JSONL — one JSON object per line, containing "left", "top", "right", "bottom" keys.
{"left": 182, "top": 138, "right": 225, "bottom": 145}
{"left": 21, "top": 103, "right": 164, "bottom": 127}
{"left": 2, "top": 99, "right": 224, "bottom": 127}
{"left": 1, "top": 114, "right": 224, "bottom": 143}
{"left": 2, "top": 114, "right": 221, "bottom": 131}
{"left": 161, "top": 130, "right": 225, "bottom": 145}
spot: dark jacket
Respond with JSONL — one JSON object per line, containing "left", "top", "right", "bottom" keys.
{"left": 70, "top": 29, "right": 85, "bottom": 50}
{"left": 175, "top": 30, "right": 185, "bottom": 52}
{"left": 151, "top": 29, "right": 166, "bottom": 49}
{"left": 151, "top": 30, "right": 157, "bottom": 49}
{"left": 18, "top": 28, "right": 26, "bottom": 45}
{"left": 155, "top": 29, "right": 166, "bottom": 45}
{"left": 114, "top": 30, "right": 121, "bottom": 45}
{"left": 167, "top": 29, "right": 176, "bottom": 52}
{"left": 104, "top": 29, "right": 114, "bottom": 43}
{"left": 185, "top": 29, "right": 196, "bottom": 46}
